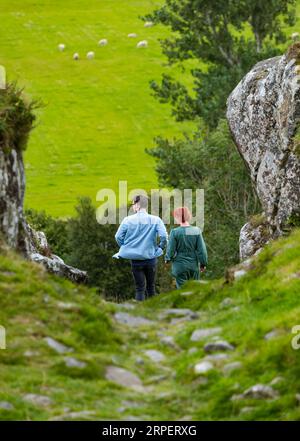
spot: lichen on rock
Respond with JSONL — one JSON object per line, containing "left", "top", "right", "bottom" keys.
{"left": 227, "top": 43, "right": 300, "bottom": 260}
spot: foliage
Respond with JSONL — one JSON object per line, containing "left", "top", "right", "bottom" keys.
{"left": 147, "top": 119, "right": 261, "bottom": 277}
{"left": 0, "top": 82, "right": 39, "bottom": 153}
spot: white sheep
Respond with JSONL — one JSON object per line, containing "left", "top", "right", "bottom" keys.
{"left": 144, "top": 21, "right": 154, "bottom": 28}
{"left": 73, "top": 53, "right": 79, "bottom": 60}
{"left": 128, "top": 33, "right": 137, "bottom": 38}
{"left": 86, "top": 51, "right": 95, "bottom": 59}
{"left": 291, "top": 32, "right": 299, "bottom": 41}
{"left": 137, "top": 40, "right": 148, "bottom": 48}
{"left": 58, "top": 43, "right": 66, "bottom": 51}
{"left": 98, "top": 39, "right": 108, "bottom": 46}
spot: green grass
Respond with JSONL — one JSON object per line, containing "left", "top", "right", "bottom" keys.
{"left": 0, "top": 0, "right": 197, "bottom": 218}
{"left": 1, "top": 228, "right": 300, "bottom": 420}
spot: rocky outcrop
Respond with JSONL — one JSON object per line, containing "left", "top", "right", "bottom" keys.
{"left": 227, "top": 43, "right": 300, "bottom": 260}
{"left": 0, "top": 80, "right": 87, "bottom": 284}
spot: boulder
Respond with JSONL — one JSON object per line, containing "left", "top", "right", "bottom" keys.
{"left": 227, "top": 43, "right": 300, "bottom": 260}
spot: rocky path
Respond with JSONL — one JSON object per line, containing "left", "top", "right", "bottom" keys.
{"left": 100, "top": 299, "right": 235, "bottom": 420}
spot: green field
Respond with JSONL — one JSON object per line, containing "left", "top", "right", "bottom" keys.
{"left": 0, "top": 0, "right": 196, "bottom": 217}
{"left": 1, "top": 225, "right": 300, "bottom": 420}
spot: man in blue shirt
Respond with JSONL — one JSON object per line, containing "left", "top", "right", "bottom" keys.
{"left": 113, "top": 195, "right": 168, "bottom": 301}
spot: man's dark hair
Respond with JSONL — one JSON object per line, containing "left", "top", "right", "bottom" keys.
{"left": 133, "top": 194, "right": 149, "bottom": 209}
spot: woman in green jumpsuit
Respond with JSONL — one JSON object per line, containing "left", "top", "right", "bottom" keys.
{"left": 165, "top": 207, "right": 208, "bottom": 289}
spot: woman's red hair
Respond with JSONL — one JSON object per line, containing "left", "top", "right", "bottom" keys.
{"left": 173, "top": 207, "right": 192, "bottom": 223}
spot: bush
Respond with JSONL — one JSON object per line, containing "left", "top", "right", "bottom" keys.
{"left": 0, "top": 82, "right": 39, "bottom": 153}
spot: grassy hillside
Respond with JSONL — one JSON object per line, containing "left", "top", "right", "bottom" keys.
{"left": 1, "top": 228, "right": 300, "bottom": 421}
{"left": 0, "top": 0, "right": 197, "bottom": 218}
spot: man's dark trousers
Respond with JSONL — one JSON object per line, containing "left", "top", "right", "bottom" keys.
{"left": 131, "top": 257, "right": 157, "bottom": 301}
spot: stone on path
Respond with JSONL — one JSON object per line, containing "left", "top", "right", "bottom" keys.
{"left": 232, "top": 384, "right": 279, "bottom": 401}
{"left": 117, "top": 303, "right": 136, "bottom": 311}
{"left": 105, "top": 366, "right": 144, "bottom": 392}
{"left": 264, "top": 329, "right": 282, "bottom": 340}
{"left": 240, "top": 406, "right": 255, "bottom": 414}
{"left": 204, "top": 340, "right": 235, "bottom": 352}
{"left": 23, "top": 394, "right": 53, "bottom": 408}
{"left": 220, "top": 297, "right": 234, "bottom": 308}
{"left": 50, "top": 410, "right": 96, "bottom": 421}
{"left": 159, "top": 335, "right": 181, "bottom": 350}
{"left": 114, "top": 312, "right": 154, "bottom": 327}
{"left": 0, "top": 401, "right": 14, "bottom": 410}
{"left": 159, "top": 308, "right": 199, "bottom": 320}
{"left": 194, "top": 361, "right": 214, "bottom": 374}
{"left": 191, "top": 327, "right": 222, "bottom": 342}
{"left": 64, "top": 357, "right": 87, "bottom": 369}
{"left": 205, "top": 353, "right": 229, "bottom": 362}
{"left": 223, "top": 361, "right": 242, "bottom": 373}
{"left": 44, "top": 337, "right": 73, "bottom": 354}
{"left": 180, "top": 291, "right": 194, "bottom": 297}
{"left": 270, "top": 376, "right": 284, "bottom": 386}
{"left": 143, "top": 349, "right": 166, "bottom": 363}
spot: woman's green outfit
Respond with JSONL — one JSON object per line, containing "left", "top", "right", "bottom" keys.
{"left": 165, "top": 226, "right": 208, "bottom": 288}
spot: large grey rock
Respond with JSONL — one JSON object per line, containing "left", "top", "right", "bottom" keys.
{"left": 114, "top": 312, "right": 154, "bottom": 327}
{"left": 227, "top": 43, "right": 300, "bottom": 260}
{"left": 0, "top": 110, "right": 87, "bottom": 284}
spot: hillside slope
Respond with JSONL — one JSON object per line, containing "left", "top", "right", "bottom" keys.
{"left": 1, "top": 228, "right": 300, "bottom": 421}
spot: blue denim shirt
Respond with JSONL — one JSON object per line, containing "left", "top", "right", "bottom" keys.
{"left": 113, "top": 210, "right": 168, "bottom": 260}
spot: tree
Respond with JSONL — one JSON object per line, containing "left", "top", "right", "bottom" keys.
{"left": 142, "top": 0, "right": 296, "bottom": 127}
